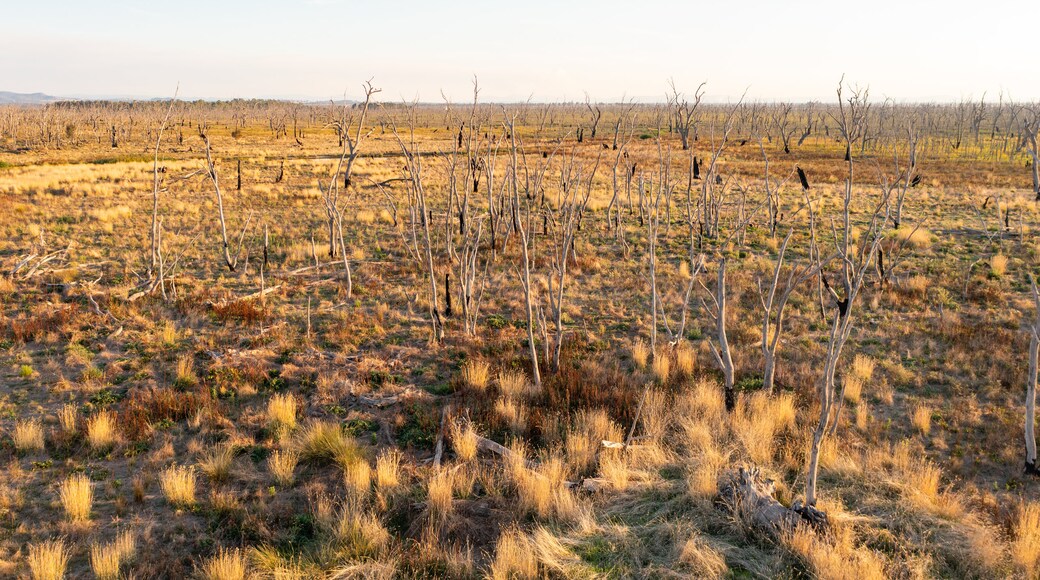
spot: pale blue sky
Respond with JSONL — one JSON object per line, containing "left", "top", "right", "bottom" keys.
{"left": 2, "top": 0, "right": 1036, "bottom": 102}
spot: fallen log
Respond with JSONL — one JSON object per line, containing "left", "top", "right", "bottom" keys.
{"left": 717, "top": 467, "right": 827, "bottom": 534}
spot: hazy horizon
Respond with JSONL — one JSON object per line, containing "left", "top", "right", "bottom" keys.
{"left": 3, "top": 0, "right": 1038, "bottom": 103}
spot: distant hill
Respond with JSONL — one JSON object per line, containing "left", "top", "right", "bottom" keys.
{"left": 0, "top": 91, "right": 60, "bottom": 105}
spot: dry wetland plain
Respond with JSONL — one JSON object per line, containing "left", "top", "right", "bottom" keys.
{"left": 2, "top": 85, "right": 1040, "bottom": 578}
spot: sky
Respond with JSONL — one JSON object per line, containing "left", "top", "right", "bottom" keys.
{"left": 2, "top": 0, "right": 1038, "bottom": 103}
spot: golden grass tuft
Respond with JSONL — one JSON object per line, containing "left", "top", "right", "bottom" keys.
{"left": 675, "top": 343, "right": 696, "bottom": 376}
{"left": 784, "top": 526, "right": 887, "bottom": 580}
{"left": 13, "top": 418, "right": 45, "bottom": 453}
{"left": 460, "top": 359, "right": 491, "bottom": 391}
{"left": 426, "top": 468, "right": 455, "bottom": 524}
{"left": 87, "top": 411, "right": 117, "bottom": 450}
{"left": 160, "top": 465, "right": 197, "bottom": 507}
{"left": 175, "top": 354, "right": 197, "bottom": 387}
{"left": 449, "top": 420, "right": 479, "bottom": 462}
{"left": 912, "top": 405, "right": 932, "bottom": 435}
{"left": 651, "top": 351, "right": 671, "bottom": 384}
{"left": 295, "top": 419, "right": 360, "bottom": 468}
{"left": 266, "top": 392, "right": 298, "bottom": 434}
{"left": 498, "top": 369, "right": 533, "bottom": 399}
{"left": 375, "top": 449, "right": 402, "bottom": 491}
{"left": 631, "top": 340, "right": 649, "bottom": 369}
{"left": 27, "top": 539, "right": 70, "bottom": 580}
{"left": 90, "top": 530, "right": 135, "bottom": 580}
{"left": 1013, "top": 501, "right": 1040, "bottom": 576}
{"left": 159, "top": 320, "right": 177, "bottom": 347}
{"left": 851, "top": 354, "right": 876, "bottom": 381}
{"left": 895, "top": 226, "right": 933, "bottom": 249}
{"left": 495, "top": 397, "right": 528, "bottom": 433}
{"left": 344, "top": 459, "right": 372, "bottom": 500}
{"left": 678, "top": 533, "right": 727, "bottom": 579}
{"left": 60, "top": 472, "right": 93, "bottom": 522}
{"left": 990, "top": 253, "right": 1008, "bottom": 277}
{"left": 843, "top": 375, "right": 863, "bottom": 404}
{"left": 489, "top": 527, "right": 538, "bottom": 580}
{"left": 198, "top": 443, "right": 236, "bottom": 483}
{"left": 268, "top": 450, "right": 299, "bottom": 487}
{"left": 58, "top": 404, "right": 77, "bottom": 435}
{"left": 198, "top": 548, "right": 247, "bottom": 580}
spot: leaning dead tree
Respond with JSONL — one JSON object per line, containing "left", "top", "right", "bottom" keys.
{"left": 201, "top": 133, "right": 251, "bottom": 272}
{"left": 701, "top": 259, "right": 736, "bottom": 411}
{"left": 1022, "top": 108, "right": 1040, "bottom": 201}
{"left": 505, "top": 112, "right": 542, "bottom": 388}
{"left": 801, "top": 80, "right": 889, "bottom": 518}
{"left": 757, "top": 230, "right": 823, "bottom": 394}
{"left": 668, "top": 79, "right": 706, "bottom": 151}
{"left": 320, "top": 80, "right": 381, "bottom": 297}
{"left": 890, "top": 122, "right": 920, "bottom": 228}
{"left": 546, "top": 154, "right": 598, "bottom": 372}
{"left": 390, "top": 101, "right": 443, "bottom": 343}
{"left": 149, "top": 88, "right": 178, "bottom": 280}
{"left": 1026, "top": 275, "right": 1040, "bottom": 475}
{"left": 583, "top": 92, "right": 603, "bottom": 139}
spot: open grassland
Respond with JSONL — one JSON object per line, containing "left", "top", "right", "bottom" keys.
{"left": 1, "top": 98, "right": 1040, "bottom": 578}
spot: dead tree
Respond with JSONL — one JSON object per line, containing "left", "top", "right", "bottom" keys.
{"left": 319, "top": 81, "right": 381, "bottom": 297}
{"left": 506, "top": 113, "right": 541, "bottom": 387}
{"left": 772, "top": 103, "right": 796, "bottom": 154}
{"left": 1026, "top": 275, "right": 1040, "bottom": 475}
{"left": 757, "top": 230, "right": 820, "bottom": 394}
{"left": 801, "top": 79, "right": 888, "bottom": 513}
{"left": 668, "top": 79, "right": 706, "bottom": 151}
{"left": 891, "top": 122, "right": 919, "bottom": 228}
{"left": 201, "top": 133, "right": 251, "bottom": 272}
{"left": 390, "top": 102, "right": 443, "bottom": 342}
{"left": 701, "top": 259, "right": 735, "bottom": 411}
{"left": 700, "top": 94, "right": 746, "bottom": 240}
{"left": 1023, "top": 108, "right": 1040, "bottom": 201}
{"left": 584, "top": 92, "right": 603, "bottom": 139}
{"left": 149, "top": 88, "right": 178, "bottom": 280}
{"left": 546, "top": 155, "right": 598, "bottom": 372}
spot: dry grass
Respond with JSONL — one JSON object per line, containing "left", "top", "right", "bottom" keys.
{"left": 198, "top": 443, "right": 236, "bottom": 483}
{"left": 375, "top": 449, "right": 402, "bottom": 491}
{"left": 160, "top": 465, "right": 197, "bottom": 507}
{"left": 498, "top": 369, "right": 533, "bottom": 399}
{"left": 268, "top": 449, "right": 299, "bottom": 487}
{"left": 678, "top": 533, "right": 727, "bottom": 579}
{"left": 344, "top": 459, "right": 372, "bottom": 499}
{"left": 59, "top": 472, "right": 92, "bottom": 522}
{"left": 489, "top": 527, "right": 538, "bottom": 579}
{"left": 296, "top": 419, "right": 360, "bottom": 468}
{"left": 990, "top": 253, "right": 1008, "bottom": 277}
{"left": 631, "top": 340, "right": 649, "bottom": 369}
{"left": 651, "top": 351, "right": 671, "bottom": 383}
{"left": 784, "top": 526, "right": 887, "bottom": 580}
{"left": 495, "top": 397, "right": 528, "bottom": 433}
{"left": 13, "top": 418, "right": 45, "bottom": 453}
{"left": 426, "top": 468, "right": 454, "bottom": 524}
{"left": 87, "top": 411, "right": 117, "bottom": 450}
{"left": 1013, "top": 501, "right": 1040, "bottom": 576}
{"left": 90, "top": 530, "right": 135, "bottom": 580}
{"left": 174, "top": 354, "right": 197, "bottom": 387}
{"left": 912, "top": 405, "right": 932, "bottom": 435}
{"left": 842, "top": 375, "right": 863, "bottom": 403}
{"left": 460, "top": 359, "right": 491, "bottom": 391}
{"left": 449, "top": 419, "right": 479, "bottom": 462}
{"left": 198, "top": 548, "right": 247, "bottom": 580}
{"left": 27, "top": 539, "right": 70, "bottom": 580}
{"left": 58, "top": 403, "right": 77, "bottom": 434}
{"left": 675, "top": 343, "right": 696, "bottom": 376}
{"left": 266, "top": 392, "right": 298, "bottom": 434}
